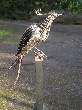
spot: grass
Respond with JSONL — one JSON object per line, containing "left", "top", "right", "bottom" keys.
{"left": 0, "top": 30, "right": 11, "bottom": 38}
{"left": 0, "top": 29, "right": 20, "bottom": 45}
{"left": 0, "top": 23, "right": 33, "bottom": 110}
{"left": 0, "top": 88, "right": 32, "bottom": 110}
{"left": 0, "top": 97, "right": 8, "bottom": 110}
{"left": 0, "top": 76, "right": 33, "bottom": 110}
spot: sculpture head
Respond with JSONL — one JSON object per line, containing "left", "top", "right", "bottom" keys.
{"left": 35, "top": 9, "right": 62, "bottom": 19}
{"left": 35, "top": 9, "right": 43, "bottom": 16}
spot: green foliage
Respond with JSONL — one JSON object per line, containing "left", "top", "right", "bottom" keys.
{"left": 0, "top": 30, "right": 11, "bottom": 38}
{"left": 0, "top": 0, "right": 82, "bottom": 20}
{"left": 59, "top": 0, "right": 82, "bottom": 14}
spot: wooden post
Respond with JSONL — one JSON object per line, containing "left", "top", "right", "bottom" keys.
{"left": 33, "top": 53, "right": 49, "bottom": 110}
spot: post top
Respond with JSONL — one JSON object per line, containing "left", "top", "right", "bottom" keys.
{"left": 35, "top": 54, "right": 43, "bottom": 61}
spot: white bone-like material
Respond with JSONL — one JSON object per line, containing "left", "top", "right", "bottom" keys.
{"left": 9, "top": 10, "right": 62, "bottom": 85}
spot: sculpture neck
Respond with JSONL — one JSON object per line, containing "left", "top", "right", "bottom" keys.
{"left": 39, "top": 14, "right": 55, "bottom": 30}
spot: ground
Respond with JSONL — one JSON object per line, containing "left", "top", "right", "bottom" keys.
{"left": 0, "top": 20, "right": 82, "bottom": 110}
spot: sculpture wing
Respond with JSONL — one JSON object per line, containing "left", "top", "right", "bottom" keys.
{"left": 16, "top": 27, "right": 32, "bottom": 56}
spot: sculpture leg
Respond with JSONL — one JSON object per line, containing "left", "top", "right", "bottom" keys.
{"left": 14, "top": 55, "right": 23, "bottom": 85}
{"left": 34, "top": 47, "right": 47, "bottom": 59}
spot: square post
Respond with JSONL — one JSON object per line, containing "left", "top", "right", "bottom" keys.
{"left": 33, "top": 53, "right": 49, "bottom": 110}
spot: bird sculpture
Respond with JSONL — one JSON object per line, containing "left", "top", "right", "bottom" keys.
{"left": 9, "top": 9, "right": 62, "bottom": 84}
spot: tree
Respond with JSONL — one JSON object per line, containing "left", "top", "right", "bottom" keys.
{"left": 0, "top": 0, "right": 82, "bottom": 20}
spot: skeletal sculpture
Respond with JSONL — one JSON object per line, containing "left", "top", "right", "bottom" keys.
{"left": 9, "top": 9, "right": 62, "bottom": 85}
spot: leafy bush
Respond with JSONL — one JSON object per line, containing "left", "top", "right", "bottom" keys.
{"left": 0, "top": 0, "right": 82, "bottom": 20}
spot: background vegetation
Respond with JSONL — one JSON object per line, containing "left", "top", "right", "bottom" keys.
{"left": 0, "top": 0, "right": 82, "bottom": 20}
